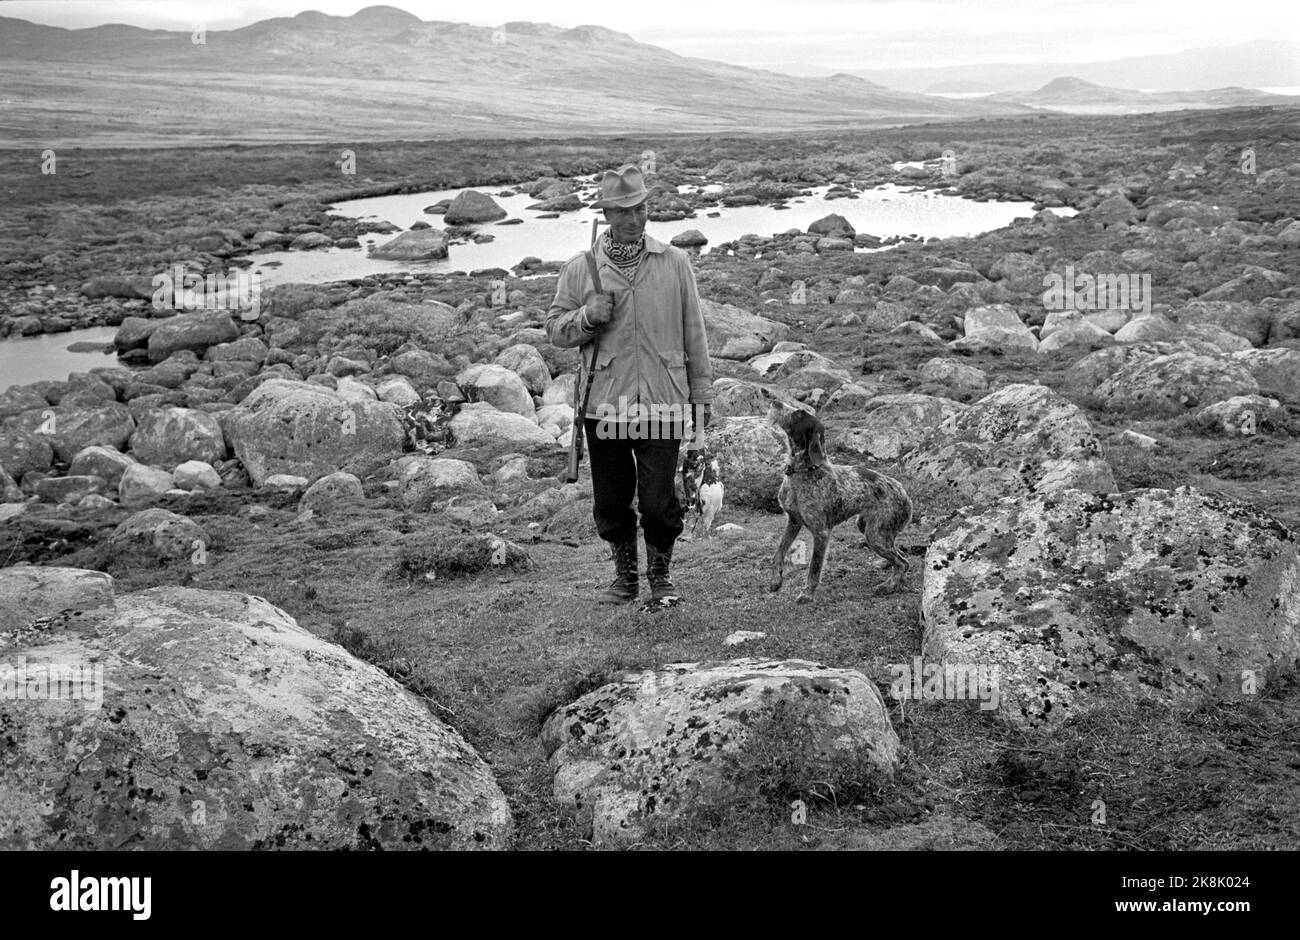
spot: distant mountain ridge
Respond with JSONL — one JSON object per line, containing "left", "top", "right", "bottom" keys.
{"left": 0, "top": 5, "right": 1027, "bottom": 145}
{"left": 839, "top": 40, "right": 1300, "bottom": 94}
{"left": 986, "top": 76, "right": 1298, "bottom": 112}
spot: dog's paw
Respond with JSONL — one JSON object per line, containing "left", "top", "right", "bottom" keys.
{"left": 767, "top": 579, "right": 783, "bottom": 594}
{"left": 872, "top": 581, "right": 901, "bottom": 596}
{"left": 796, "top": 592, "right": 814, "bottom": 605}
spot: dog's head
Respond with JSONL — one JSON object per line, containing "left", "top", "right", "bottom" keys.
{"left": 680, "top": 446, "right": 709, "bottom": 509}
{"left": 767, "top": 400, "right": 825, "bottom": 471}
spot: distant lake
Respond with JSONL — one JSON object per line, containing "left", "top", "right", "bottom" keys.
{"left": 249, "top": 178, "right": 1065, "bottom": 287}
{"left": 1, "top": 327, "right": 119, "bottom": 391}
{"left": 5, "top": 179, "right": 1075, "bottom": 388}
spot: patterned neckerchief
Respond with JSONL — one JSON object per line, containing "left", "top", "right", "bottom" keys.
{"left": 603, "top": 231, "right": 645, "bottom": 280}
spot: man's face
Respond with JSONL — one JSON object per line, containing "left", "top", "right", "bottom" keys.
{"left": 603, "top": 200, "right": 648, "bottom": 244}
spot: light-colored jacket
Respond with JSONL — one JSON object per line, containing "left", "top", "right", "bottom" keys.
{"left": 545, "top": 234, "right": 713, "bottom": 420}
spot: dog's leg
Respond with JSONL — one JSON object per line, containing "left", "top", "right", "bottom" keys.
{"left": 860, "top": 498, "right": 912, "bottom": 594}
{"left": 701, "top": 496, "right": 718, "bottom": 539}
{"left": 799, "top": 530, "right": 831, "bottom": 604}
{"left": 769, "top": 513, "right": 802, "bottom": 593}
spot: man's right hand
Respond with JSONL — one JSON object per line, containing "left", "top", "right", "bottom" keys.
{"left": 585, "top": 293, "right": 614, "bottom": 326}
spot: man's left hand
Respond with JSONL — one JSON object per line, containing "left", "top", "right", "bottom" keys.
{"left": 692, "top": 404, "right": 711, "bottom": 437}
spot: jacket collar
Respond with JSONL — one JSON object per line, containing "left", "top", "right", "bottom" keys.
{"left": 594, "top": 232, "right": 667, "bottom": 263}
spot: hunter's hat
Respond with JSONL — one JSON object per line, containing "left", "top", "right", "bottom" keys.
{"left": 590, "top": 163, "right": 649, "bottom": 209}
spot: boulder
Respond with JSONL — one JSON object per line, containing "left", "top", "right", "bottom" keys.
{"left": 1171, "top": 301, "right": 1271, "bottom": 348}
{"left": 922, "top": 488, "right": 1300, "bottom": 729}
{"left": 918, "top": 358, "right": 989, "bottom": 395}
{"left": 902, "top": 383, "right": 1114, "bottom": 507}
{"left": 119, "top": 464, "right": 175, "bottom": 507}
{"left": 113, "top": 316, "right": 164, "bottom": 352}
{"left": 836, "top": 394, "right": 966, "bottom": 461}
{"left": 670, "top": 230, "right": 708, "bottom": 247}
{"left": 375, "top": 376, "right": 421, "bottom": 408}
{"left": 33, "top": 475, "right": 106, "bottom": 505}
{"left": 456, "top": 364, "right": 535, "bottom": 418}
{"left": 1229, "top": 348, "right": 1300, "bottom": 401}
{"left": 129, "top": 407, "right": 227, "bottom": 468}
{"left": 0, "top": 429, "right": 55, "bottom": 478}
{"left": 300, "top": 471, "right": 365, "bottom": 513}
{"left": 542, "top": 374, "right": 577, "bottom": 407}
{"left": 79, "top": 275, "right": 155, "bottom": 300}
{"left": 540, "top": 659, "right": 898, "bottom": 846}
{"left": 0, "top": 565, "right": 115, "bottom": 634}
{"left": 1113, "top": 314, "right": 1178, "bottom": 343}
{"left": 808, "top": 214, "right": 855, "bottom": 238}
{"left": 0, "top": 584, "right": 512, "bottom": 849}
{"left": 706, "top": 416, "right": 788, "bottom": 511}
{"left": 1094, "top": 352, "right": 1258, "bottom": 416}
{"left": 171, "top": 460, "right": 223, "bottom": 491}
{"left": 1144, "top": 199, "right": 1237, "bottom": 227}
{"left": 448, "top": 402, "right": 556, "bottom": 449}
{"left": 68, "top": 445, "right": 137, "bottom": 487}
{"left": 700, "top": 299, "right": 790, "bottom": 360}
{"left": 370, "top": 228, "right": 450, "bottom": 260}
{"left": 493, "top": 345, "right": 551, "bottom": 397}
{"left": 146, "top": 312, "right": 240, "bottom": 363}
{"left": 13, "top": 404, "right": 136, "bottom": 464}
{"left": 107, "top": 508, "right": 207, "bottom": 562}
{"left": 952, "top": 304, "right": 1038, "bottom": 353}
{"left": 221, "top": 379, "right": 405, "bottom": 485}
{"left": 443, "top": 191, "right": 507, "bottom": 225}
{"left": 1194, "top": 395, "right": 1286, "bottom": 435}
{"left": 391, "top": 455, "right": 484, "bottom": 511}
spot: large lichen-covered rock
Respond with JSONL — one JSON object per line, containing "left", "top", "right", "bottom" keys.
{"left": 221, "top": 379, "right": 405, "bottom": 485}
{"left": 0, "top": 565, "right": 115, "bottom": 634}
{"left": 1230, "top": 348, "right": 1300, "bottom": 401}
{"left": 700, "top": 299, "right": 791, "bottom": 360}
{"left": 835, "top": 393, "right": 965, "bottom": 461}
{"left": 1093, "top": 351, "right": 1259, "bottom": 416}
{"left": 705, "top": 416, "right": 787, "bottom": 511}
{"left": 0, "top": 582, "right": 513, "bottom": 849}
{"left": 540, "top": 659, "right": 900, "bottom": 847}
{"left": 146, "top": 312, "right": 241, "bottom": 363}
{"left": 1170, "top": 300, "right": 1271, "bottom": 348}
{"left": 129, "top": 407, "right": 227, "bottom": 469}
{"left": 922, "top": 488, "right": 1300, "bottom": 730}
{"left": 456, "top": 363, "right": 535, "bottom": 418}
{"left": 4, "top": 404, "right": 135, "bottom": 464}
{"left": 369, "top": 228, "right": 449, "bottom": 260}
{"left": 902, "top": 383, "right": 1114, "bottom": 506}
{"left": 108, "top": 508, "right": 208, "bottom": 562}
{"left": 447, "top": 402, "right": 555, "bottom": 449}
{"left": 391, "top": 455, "right": 484, "bottom": 511}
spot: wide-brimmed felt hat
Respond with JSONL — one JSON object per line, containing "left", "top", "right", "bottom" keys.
{"left": 590, "top": 164, "right": 649, "bottom": 209}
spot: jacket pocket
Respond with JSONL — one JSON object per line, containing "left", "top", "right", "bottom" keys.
{"left": 586, "top": 350, "right": 617, "bottom": 417}
{"left": 660, "top": 350, "right": 689, "bottom": 401}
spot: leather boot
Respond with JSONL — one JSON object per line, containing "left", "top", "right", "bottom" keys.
{"left": 596, "top": 539, "right": 639, "bottom": 604}
{"left": 646, "top": 540, "right": 679, "bottom": 602}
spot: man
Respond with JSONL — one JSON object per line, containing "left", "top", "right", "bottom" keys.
{"left": 545, "top": 163, "right": 713, "bottom": 605}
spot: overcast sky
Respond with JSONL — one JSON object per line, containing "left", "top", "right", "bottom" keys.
{"left": 4, "top": 0, "right": 1298, "bottom": 72}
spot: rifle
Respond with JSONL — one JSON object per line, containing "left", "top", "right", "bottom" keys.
{"left": 564, "top": 219, "right": 608, "bottom": 483}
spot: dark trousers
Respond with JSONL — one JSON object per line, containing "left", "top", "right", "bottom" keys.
{"left": 584, "top": 418, "right": 684, "bottom": 550}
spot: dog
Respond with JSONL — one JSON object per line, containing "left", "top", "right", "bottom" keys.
{"left": 766, "top": 401, "right": 913, "bottom": 603}
{"left": 679, "top": 446, "right": 724, "bottom": 539}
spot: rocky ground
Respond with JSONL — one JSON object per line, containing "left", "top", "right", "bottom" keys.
{"left": 2, "top": 106, "right": 1300, "bottom": 850}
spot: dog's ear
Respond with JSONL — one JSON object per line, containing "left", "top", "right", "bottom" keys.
{"left": 804, "top": 417, "right": 826, "bottom": 469}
